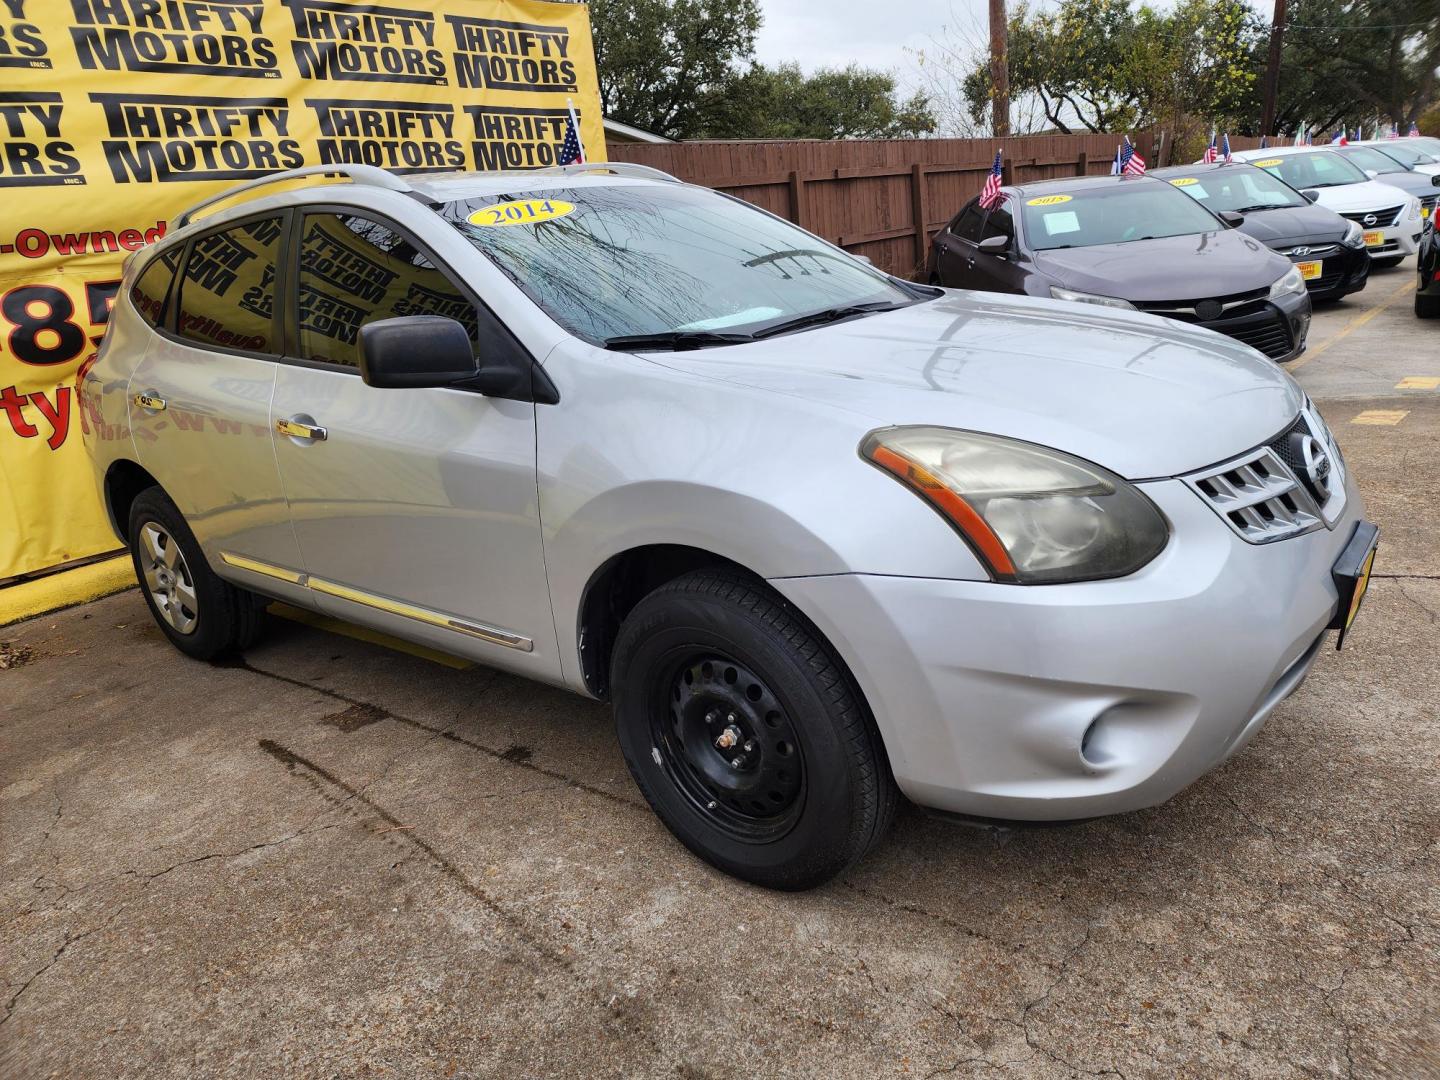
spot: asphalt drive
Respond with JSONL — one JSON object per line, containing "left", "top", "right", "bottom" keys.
{"left": 2, "top": 261, "right": 1437, "bottom": 1078}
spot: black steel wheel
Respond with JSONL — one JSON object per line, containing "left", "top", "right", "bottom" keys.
{"left": 612, "top": 569, "right": 897, "bottom": 890}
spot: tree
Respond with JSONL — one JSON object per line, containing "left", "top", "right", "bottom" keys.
{"left": 699, "top": 63, "right": 937, "bottom": 140}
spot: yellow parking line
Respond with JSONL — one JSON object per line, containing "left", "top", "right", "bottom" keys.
{"left": 1, "top": 556, "right": 135, "bottom": 627}
{"left": 1395, "top": 376, "right": 1440, "bottom": 389}
{"left": 1351, "top": 409, "right": 1409, "bottom": 426}
{"left": 1288, "top": 277, "right": 1417, "bottom": 373}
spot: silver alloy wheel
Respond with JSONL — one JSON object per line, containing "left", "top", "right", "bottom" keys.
{"left": 139, "top": 522, "right": 198, "bottom": 635}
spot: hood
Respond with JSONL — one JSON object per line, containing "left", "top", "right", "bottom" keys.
{"left": 1029, "top": 228, "right": 1290, "bottom": 302}
{"left": 1236, "top": 203, "right": 1351, "bottom": 247}
{"left": 1311, "top": 179, "right": 1416, "bottom": 213}
{"left": 1371, "top": 171, "right": 1437, "bottom": 198}
{"left": 651, "top": 291, "right": 1303, "bottom": 480}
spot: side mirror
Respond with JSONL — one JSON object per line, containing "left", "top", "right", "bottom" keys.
{"left": 1364, "top": 169, "right": 1380, "bottom": 179}
{"left": 1431, "top": 174, "right": 1440, "bottom": 187}
{"left": 977, "top": 235, "right": 1010, "bottom": 255}
{"left": 360, "top": 316, "right": 478, "bottom": 389}
{"left": 1218, "top": 210, "right": 1246, "bottom": 228}
{"left": 1300, "top": 189, "right": 1321, "bottom": 203}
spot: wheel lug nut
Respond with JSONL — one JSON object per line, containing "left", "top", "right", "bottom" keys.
{"left": 744, "top": 740, "right": 756, "bottom": 752}
{"left": 730, "top": 756, "right": 745, "bottom": 768}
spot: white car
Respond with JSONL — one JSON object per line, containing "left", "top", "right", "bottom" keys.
{"left": 1232, "top": 147, "right": 1424, "bottom": 266}
{"left": 1354, "top": 138, "right": 1440, "bottom": 179}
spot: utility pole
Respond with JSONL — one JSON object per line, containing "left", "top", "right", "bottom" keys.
{"left": 990, "top": 0, "right": 1010, "bottom": 137}
{"left": 1260, "top": 0, "right": 1287, "bottom": 136}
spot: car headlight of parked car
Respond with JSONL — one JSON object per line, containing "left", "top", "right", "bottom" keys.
{"left": 861, "top": 427, "right": 1170, "bottom": 584}
{"left": 1342, "top": 221, "right": 1367, "bottom": 249}
{"left": 1048, "top": 285, "right": 1136, "bottom": 310}
{"left": 1406, "top": 197, "right": 1422, "bottom": 220}
{"left": 1268, "top": 265, "right": 1306, "bottom": 300}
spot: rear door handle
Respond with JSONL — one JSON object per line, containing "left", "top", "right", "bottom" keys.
{"left": 133, "top": 391, "right": 166, "bottom": 412}
{"left": 276, "top": 417, "right": 327, "bottom": 442}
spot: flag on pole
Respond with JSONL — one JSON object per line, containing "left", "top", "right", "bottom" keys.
{"left": 1109, "top": 144, "right": 1122, "bottom": 175}
{"left": 1293, "top": 123, "right": 1305, "bottom": 146}
{"left": 1119, "top": 135, "right": 1146, "bottom": 176}
{"left": 558, "top": 98, "right": 585, "bottom": 165}
{"left": 1221, "top": 132, "right": 1232, "bottom": 163}
{"left": 1330, "top": 129, "right": 1347, "bottom": 145}
{"left": 1409, "top": 121, "right": 1421, "bottom": 137}
{"left": 979, "top": 150, "right": 1007, "bottom": 210}
{"left": 1202, "top": 130, "right": 1218, "bottom": 164}
{"left": 1259, "top": 134, "right": 1269, "bottom": 149}
{"left": 1387, "top": 123, "right": 1400, "bottom": 139}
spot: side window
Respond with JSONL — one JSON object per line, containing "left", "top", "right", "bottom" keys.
{"left": 130, "top": 248, "right": 180, "bottom": 329}
{"left": 175, "top": 216, "right": 281, "bottom": 354}
{"left": 950, "top": 203, "right": 986, "bottom": 243}
{"left": 296, "top": 213, "right": 480, "bottom": 368}
{"left": 979, "top": 206, "right": 1014, "bottom": 244}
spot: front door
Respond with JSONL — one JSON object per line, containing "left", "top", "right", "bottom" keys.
{"left": 268, "top": 210, "right": 559, "bottom": 679}
{"left": 933, "top": 199, "right": 1025, "bottom": 293}
{"left": 128, "top": 214, "right": 303, "bottom": 581}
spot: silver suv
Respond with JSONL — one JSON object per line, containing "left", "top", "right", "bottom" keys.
{"left": 84, "top": 163, "right": 1377, "bottom": 889}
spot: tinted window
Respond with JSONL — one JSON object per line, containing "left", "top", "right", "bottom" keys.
{"left": 175, "top": 217, "right": 281, "bottom": 353}
{"left": 1018, "top": 183, "right": 1221, "bottom": 251}
{"left": 1368, "top": 143, "right": 1438, "bottom": 168}
{"left": 1250, "top": 151, "right": 1367, "bottom": 190}
{"left": 296, "top": 213, "right": 479, "bottom": 367}
{"left": 950, "top": 203, "right": 986, "bottom": 242}
{"left": 979, "top": 205, "right": 1014, "bottom": 242}
{"left": 1337, "top": 146, "right": 1407, "bottom": 174}
{"left": 131, "top": 248, "right": 179, "bottom": 329}
{"left": 438, "top": 185, "right": 917, "bottom": 344}
{"left": 1163, "top": 166, "right": 1305, "bottom": 212}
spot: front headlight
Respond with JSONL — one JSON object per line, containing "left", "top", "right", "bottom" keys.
{"left": 1407, "top": 198, "right": 1422, "bottom": 219}
{"left": 1049, "top": 286, "right": 1135, "bottom": 310}
{"left": 1269, "top": 265, "right": 1306, "bottom": 299}
{"left": 861, "top": 427, "right": 1170, "bottom": 584}
{"left": 1342, "top": 220, "right": 1366, "bottom": 249}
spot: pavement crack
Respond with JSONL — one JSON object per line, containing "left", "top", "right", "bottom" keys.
{"left": 0, "top": 902, "right": 128, "bottom": 1030}
{"left": 838, "top": 880, "right": 1026, "bottom": 952}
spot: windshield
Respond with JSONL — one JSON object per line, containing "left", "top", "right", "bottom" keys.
{"left": 1370, "top": 143, "right": 1439, "bottom": 168}
{"left": 1338, "top": 146, "right": 1407, "bottom": 174}
{"left": 1162, "top": 165, "right": 1306, "bottom": 212}
{"left": 1250, "top": 151, "right": 1368, "bottom": 189}
{"left": 438, "top": 185, "right": 919, "bottom": 344}
{"left": 1018, "top": 182, "right": 1222, "bottom": 250}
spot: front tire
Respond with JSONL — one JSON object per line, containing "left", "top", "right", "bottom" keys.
{"left": 610, "top": 570, "right": 896, "bottom": 890}
{"left": 1416, "top": 290, "right": 1440, "bottom": 318}
{"left": 128, "top": 488, "right": 265, "bottom": 661}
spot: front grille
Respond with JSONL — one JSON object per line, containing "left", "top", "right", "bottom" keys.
{"left": 1311, "top": 264, "right": 1345, "bottom": 291}
{"left": 1184, "top": 407, "right": 1348, "bottom": 543}
{"left": 1282, "top": 244, "right": 1338, "bottom": 259}
{"left": 1225, "top": 311, "right": 1295, "bottom": 359}
{"left": 1339, "top": 206, "right": 1403, "bottom": 228}
{"left": 1134, "top": 287, "right": 1268, "bottom": 323}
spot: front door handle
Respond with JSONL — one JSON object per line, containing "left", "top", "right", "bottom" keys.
{"left": 133, "top": 391, "right": 166, "bottom": 412}
{"left": 276, "top": 416, "right": 327, "bottom": 442}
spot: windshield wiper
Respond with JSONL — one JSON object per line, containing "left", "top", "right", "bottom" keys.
{"left": 1234, "top": 203, "right": 1289, "bottom": 213}
{"left": 748, "top": 300, "right": 910, "bottom": 340}
{"left": 603, "top": 330, "right": 754, "bottom": 352}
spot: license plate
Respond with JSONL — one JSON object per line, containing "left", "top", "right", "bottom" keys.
{"left": 1424, "top": 206, "right": 1432, "bottom": 219}
{"left": 1363, "top": 230, "right": 1385, "bottom": 247}
{"left": 1330, "top": 522, "right": 1379, "bottom": 649}
{"left": 1296, "top": 260, "right": 1322, "bottom": 280}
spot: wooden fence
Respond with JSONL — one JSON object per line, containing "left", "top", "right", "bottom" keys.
{"left": 609, "top": 132, "right": 1267, "bottom": 278}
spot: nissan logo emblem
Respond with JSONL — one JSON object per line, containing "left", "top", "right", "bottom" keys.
{"left": 1301, "top": 435, "right": 1333, "bottom": 501}
{"left": 1362, "top": 213, "right": 1378, "bottom": 227}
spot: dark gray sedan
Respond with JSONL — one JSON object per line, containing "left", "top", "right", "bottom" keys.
{"left": 930, "top": 174, "right": 1313, "bottom": 362}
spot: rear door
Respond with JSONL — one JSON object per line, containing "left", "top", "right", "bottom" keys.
{"left": 933, "top": 200, "right": 1026, "bottom": 292}
{"left": 268, "top": 209, "right": 559, "bottom": 678}
{"left": 128, "top": 213, "right": 304, "bottom": 583}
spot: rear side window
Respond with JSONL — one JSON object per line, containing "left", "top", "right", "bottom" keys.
{"left": 175, "top": 216, "right": 282, "bottom": 354}
{"left": 130, "top": 249, "right": 179, "bottom": 328}
{"left": 295, "top": 213, "right": 480, "bottom": 368}
{"left": 950, "top": 203, "right": 986, "bottom": 242}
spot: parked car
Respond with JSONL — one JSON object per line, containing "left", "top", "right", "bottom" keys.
{"left": 1417, "top": 217, "right": 1439, "bottom": 317}
{"left": 1324, "top": 144, "right": 1440, "bottom": 220}
{"left": 84, "top": 163, "right": 1376, "bottom": 890}
{"left": 1231, "top": 147, "right": 1424, "bottom": 267}
{"left": 1152, "top": 162, "right": 1370, "bottom": 302}
{"left": 930, "top": 173, "right": 1312, "bottom": 362}
{"left": 1354, "top": 139, "right": 1440, "bottom": 181}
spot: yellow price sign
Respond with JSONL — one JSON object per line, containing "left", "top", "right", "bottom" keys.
{"left": 1253, "top": 158, "right": 1284, "bottom": 168}
{"left": 1169, "top": 177, "right": 1199, "bottom": 186}
{"left": 1025, "top": 194, "right": 1073, "bottom": 206}
{"left": 468, "top": 199, "right": 576, "bottom": 227}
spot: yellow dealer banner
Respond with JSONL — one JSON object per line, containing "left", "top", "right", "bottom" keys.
{"left": 0, "top": 0, "right": 603, "bottom": 579}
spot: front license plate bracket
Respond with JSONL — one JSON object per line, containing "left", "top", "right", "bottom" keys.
{"left": 1329, "top": 520, "right": 1379, "bottom": 649}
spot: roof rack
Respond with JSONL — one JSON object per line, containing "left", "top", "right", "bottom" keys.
{"left": 174, "top": 165, "right": 416, "bottom": 228}
{"left": 529, "top": 161, "right": 681, "bottom": 184}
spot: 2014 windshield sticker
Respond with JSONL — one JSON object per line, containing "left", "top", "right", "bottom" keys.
{"left": 1025, "top": 194, "right": 1072, "bottom": 206}
{"left": 467, "top": 198, "right": 574, "bottom": 226}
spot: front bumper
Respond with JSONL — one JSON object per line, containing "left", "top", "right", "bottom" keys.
{"left": 774, "top": 469, "right": 1364, "bottom": 821}
{"left": 1283, "top": 243, "right": 1370, "bottom": 302}
{"left": 1196, "top": 291, "right": 1311, "bottom": 363}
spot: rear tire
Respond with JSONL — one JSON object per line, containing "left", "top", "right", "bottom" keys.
{"left": 128, "top": 488, "right": 265, "bottom": 661}
{"left": 1416, "top": 290, "right": 1440, "bottom": 318}
{"left": 610, "top": 569, "right": 897, "bottom": 890}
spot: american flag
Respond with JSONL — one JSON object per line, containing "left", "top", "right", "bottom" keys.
{"left": 1221, "top": 132, "right": 1232, "bottom": 163}
{"left": 1387, "top": 123, "right": 1400, "bottom": 139}
{"left": 979, "top": 150, "right": 1006, "bottom": 210}
{"left": 1119, "top": 136, "right": 1146, "bottom": 176}
{"left": 1409, "top": 121, "right": 1422, "bottom": 137}
{"left": 558, "top": 105, "right": 584, "bottom": 165}
{"left": 1202, "top": 131, "right": 1218, "bottom": 164}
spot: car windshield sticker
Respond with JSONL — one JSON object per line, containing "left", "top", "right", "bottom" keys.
{"left": 1253, "top": 158, "right": 1284, "bottom": 168}
{"left": 1025, "top": 194, "right": 1072, "bottom": 206}
{"left": 468, "top": 199, "right": 576, "bottom": 227}
{"left": 1169, "top": 177, "right": 1199, "bottom": 186}
{"left": 1041, "top": 210, "right": 1082, "bottom": 235}
{"left": 1171, "top": 179, "right": 1210, "bottom": 198}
